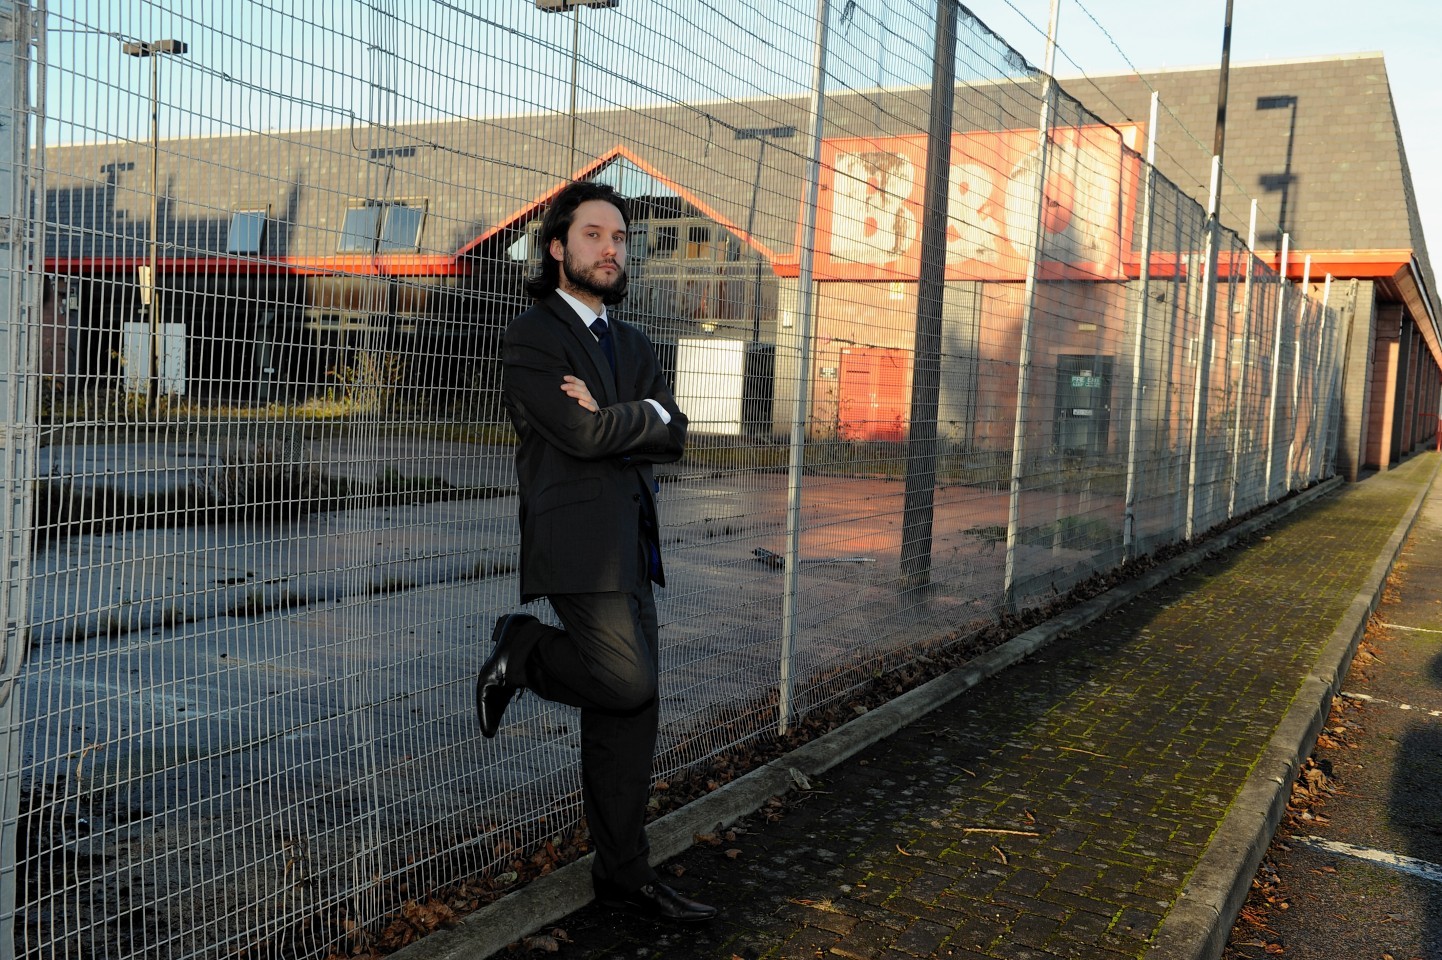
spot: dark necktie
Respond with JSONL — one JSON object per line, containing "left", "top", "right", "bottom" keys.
{"left": 590, "top": 315, "right": 658, "bottom": 580}
{"left": 589, "top": 316, "right": 616, "bottom": 374}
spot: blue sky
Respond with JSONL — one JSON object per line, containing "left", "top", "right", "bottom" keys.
{"left": 51, "top": 1, "right": 1440, "bottom": 270}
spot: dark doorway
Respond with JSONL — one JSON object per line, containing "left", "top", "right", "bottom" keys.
{"left": 1053, "top": 355, "right": 1114, "bottom": 457}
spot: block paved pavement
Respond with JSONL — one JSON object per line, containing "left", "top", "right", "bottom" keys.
{"left": 410, "top": 452, "right": 1439, "bottom": 960}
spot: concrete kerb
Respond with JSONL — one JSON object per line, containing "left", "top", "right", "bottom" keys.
{"left": 1146, "top": 454, "right": 1442, "bottom": 960}
{"left": 393, "top": 474, "right": 1350, "bottom": 960}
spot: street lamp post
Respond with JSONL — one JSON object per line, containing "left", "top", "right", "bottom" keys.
{"left": 535, "top": 0, "right": 617, "bottom": 172}
{"left": 122, "top": 38, "right": 187, "bottom": 404}
{"left": 734, "top": 125, "right": 796, "bottom": 342}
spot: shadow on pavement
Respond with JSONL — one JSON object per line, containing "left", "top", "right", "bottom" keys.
{"left": 1390, "top": 650, "right": 1442, "bottom": 960}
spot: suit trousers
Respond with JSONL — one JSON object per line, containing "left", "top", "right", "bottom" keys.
{"left": 510, "top": 573, "right": 661, "bottom": 891}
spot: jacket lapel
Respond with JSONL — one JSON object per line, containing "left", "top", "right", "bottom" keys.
{"left": 545, "top": 293, "right": 618, "bottom": 403}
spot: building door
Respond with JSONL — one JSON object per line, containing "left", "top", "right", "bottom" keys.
{"left": 1053, "top": 355, "right": 1113, "bottom": 456}
{"left": 837, "top": 347, "right": 910, "bottom": 442}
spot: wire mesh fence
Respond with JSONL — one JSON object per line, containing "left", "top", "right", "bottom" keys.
{"left": 2, "top": 1, "right": 1343, "bottom": 957}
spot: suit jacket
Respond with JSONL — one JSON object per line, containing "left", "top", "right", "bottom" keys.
{"left": 501, "top": 292, "right": 687, "bottom": 602}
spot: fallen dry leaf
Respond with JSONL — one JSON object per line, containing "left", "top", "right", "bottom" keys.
{"left": 399, "top": 899, "right": 458, "bottom": 934}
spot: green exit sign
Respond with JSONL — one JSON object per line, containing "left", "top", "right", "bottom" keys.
{"left": 1070, "top": 375, "right": 1102, "bottom": 388}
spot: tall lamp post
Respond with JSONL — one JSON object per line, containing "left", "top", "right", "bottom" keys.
{"left": 535, "top": 0, "right": 618, "bottom": 172}
{"left": 122, "top": 37, "right": 187, "bottom": 403}
{"left": 734, "top": 125, "right": 796, "bottom": 342}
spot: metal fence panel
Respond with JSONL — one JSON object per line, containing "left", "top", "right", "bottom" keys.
{"left": 4, "top": 2, "right": 1343, "bottom": 957}
{"left": 0, "top": 1, "right": 39, "bottom": 953}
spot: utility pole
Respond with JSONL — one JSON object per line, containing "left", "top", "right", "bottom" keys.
{"left": 899, "top": 0, "right": 959, "bottom": 591}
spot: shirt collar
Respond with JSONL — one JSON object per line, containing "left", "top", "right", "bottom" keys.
{"left": 556, "top": 288, "right": 607, "bottom": 329}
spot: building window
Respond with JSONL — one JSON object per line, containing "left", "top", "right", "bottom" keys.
{"left": 635, "top": 217, "right": 737, "bottom": 262}
{"left": 685, "top": 224, "right": 713, "bottom": 260}
{"left": 338, "top": 199, "right": 427, "bottom": 252}
{"left": 379, "top": 203, "right": 425, "bottom": 250}
{"left": 651, "top": 225, "right": 678, "bottom": 259}
{"left": 226, "top": 208, "right": 268, "bottom": 254}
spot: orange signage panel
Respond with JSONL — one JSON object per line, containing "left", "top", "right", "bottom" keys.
{"left": 813, "top": 124, "right": 1141, "bottom": 283}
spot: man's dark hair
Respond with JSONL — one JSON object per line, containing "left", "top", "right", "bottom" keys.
{"left": 524, "top": 180, "right": 632, "bottom": 303}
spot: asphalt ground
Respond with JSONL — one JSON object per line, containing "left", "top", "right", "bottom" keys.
{"left": 1223, "top": 456, "right": 1442, "bottom": 960}
{"left": 398, "top": 452, "right": 1440, "bottom": 960}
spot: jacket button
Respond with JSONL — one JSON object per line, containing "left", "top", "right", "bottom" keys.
{"left": 632, "top": 494, "right": 641, "bottom": 502}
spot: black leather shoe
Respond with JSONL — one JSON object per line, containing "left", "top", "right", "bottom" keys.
{"left": 475, "top": 614, "right": 536, "bottom": 738}
{"left": 594, "top": 879, "right": 717, "bottom": 922}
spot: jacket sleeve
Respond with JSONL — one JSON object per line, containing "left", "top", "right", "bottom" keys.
{"left": 627, "top": 347, "right": 688, "bottom": 465}
{"left": 503, "top": 319, "right": 683, "bottom": 462}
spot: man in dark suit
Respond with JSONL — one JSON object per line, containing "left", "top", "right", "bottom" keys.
{"left": 475, "top": 181, "right": 715, "bottom": 922}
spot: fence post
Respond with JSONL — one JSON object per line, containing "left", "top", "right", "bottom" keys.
{"left": 1332, "top": 278, "right": 1361, "bottom": 477}
{"left": 1122, "top": 92, "right": 1159, "bottom": 560}
{"left": 1165, "top": 202, "right": 1186, "bottom": 538}
{"left": 1184, "top": 156, "right": 1222, "bottom": 540}
{"left": 1312, "top": 274, "right": 1334, "bottom": 480}
{"left": 1263, "top": 234, "right": 1290, "bottom": 499}
{"left": 778, "top": 0, "right": 832, "bottom": 736}
{"left": 1227, "top": 200, "right": 1259, "bottom": 517}
{"left": 1286, "top": 254, "right": 1312, "bottom": 490}
{"left": 899, "top": 0, "right": 958, "bottom": 591}
{"left": 1330, "top": 280, "right": 1352, "bottom": 471}
{"left": 1002, "top": 0, "right": 1060, "bottom": 607}
{"left": 0, "top": 0, "right": 37, "bottom": 948}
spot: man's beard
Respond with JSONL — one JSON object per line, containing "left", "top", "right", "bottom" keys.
{"left": 562, "top": 246, "right": 628, "bottom": 305}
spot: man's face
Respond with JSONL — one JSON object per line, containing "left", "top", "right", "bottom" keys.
{"left": 551, "top": 199, "right": 628, "bottom": 304}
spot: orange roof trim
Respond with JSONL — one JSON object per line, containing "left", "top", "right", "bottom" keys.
{"left": 285, "top": 253, "right": 463, "bottom": 277}
{"left": 46, "top": 253, "right": 467, "bottom": 278}
{"left": 455, "top": 145, "right": 781, "bottom": 262}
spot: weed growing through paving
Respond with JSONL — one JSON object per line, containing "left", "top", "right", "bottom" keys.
{"left": 315, "top": 349, "right": 408, "bottom": 416}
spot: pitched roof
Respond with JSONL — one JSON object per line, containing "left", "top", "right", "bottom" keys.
{"left": 40, "top": 51, "right": 1436, "bottom": 332}
{"left": 1064, "top": 54, "right": 1406, "bottom": 245}
{"left": 1066, "top": 54, "right": 1436, "bottom": 307}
